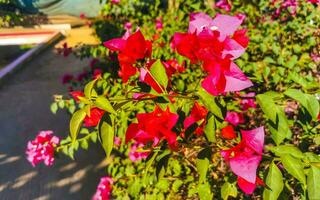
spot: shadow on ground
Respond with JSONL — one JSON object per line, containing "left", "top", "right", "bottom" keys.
{"left": 0, "top": 48, "right": 105, "bottom": 200}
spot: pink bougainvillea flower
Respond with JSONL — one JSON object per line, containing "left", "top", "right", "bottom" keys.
{"left": 225, "top": 111, "right": 245, "bottom": 126}
{"left": 240, "top": 92, "right": 257, "bottom": 110}
{"left": 124, "top": 22, "right": 132, "bottom": 31}
{"left": 26, "top": 130, "right": 60, "bottom": 167}
{"left": 221, "top": 126, "right": 265, "bottom": 194}
{"left": 215, "top": 0, "right": 232, "bottom": 12}
{"left": 92, "top": 176, "right": 113, "bottom": 200}
{"left": 155, "top": 18, "right": 163, "bottom": 30}
{"left": 128, "top": 141, "right": 149, "bottom": 162}
{"left": 311, "top": 52, "right": 320, "bottom": 63}
{"left": 61, "top": 74, "right": 74, "bottom": 84}
{"left": 114, "top": 136, "right": 121, "bottom": 147}
{"left": 201, "top": 61, "right": 253, "bottom": 96}
{"left": 281, "top": 0, "right": 298, "bottom": 15}
{"left": 221, "top": 125, "right": 237, "bottom": 140}
{"left": 111, "top": 0, "right": 120, "bottom": 4}
{"left": 184, "top": 102, "right": 208, "bottom": 135}
{"left": 69, "top": 91, "right": 85, "bottom": 102}
{"left": 84, "top": 108, "right": 105, "bottom": 127}
{"left": 126, "top": 106, "right": 179, "bottom": 150}
{"left": 103, "top": 30, "right": 152, "bottom": 82}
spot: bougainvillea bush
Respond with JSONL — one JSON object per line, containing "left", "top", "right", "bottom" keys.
{"left": 28, "top": 0, "right": 320, "bottom": 199}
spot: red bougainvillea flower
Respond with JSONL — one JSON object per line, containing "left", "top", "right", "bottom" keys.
{"left": 61, "top": 74, "right": 74, "bottom": 84}
{"left": 103, "top": 30, "right": 152, "bottom": 82}
{"left": 126, "top": 106, "right": 179, "bottom": 149}
{"left": 92, "top": 176, "right": 113, "bottom": 200}
{"left": 308, "top": 0, "right": 320, "bottom": 4}
{"left": 240, "top": 92, "right": 257, "bottom": 110}
{"left": 184, "top": 102, "right": 208, "bottom": 135}
{"left": 164, "top": 59, "right": 185, "bottom": 75}
{"left": 221, "top": 125, "right": 237, "bottom": 140}
{"left": 26, "top": 130, "right": 60, "bottom": 167}
{"left": 221, "top": 127, "right": 265, "bottom": 194}
{"left": 84, "top": 108, "right": 105, "bottom": 127}
{"left": 215, "top": 0, "right": 232, "bottom": 12}
{"left": 172, "top": 12, "right": 252, "bottom": 96}
{"left": 225, "top": 111, "right": 245, "bottom": 126}
{"left": 57, "top": 42, "right": 72, "bottom": 57}
{"left": 237, "top": 176, "right": 265, "bottom": 194}
{"left": 128, "top": 141, "right": 149, "bottom": 162}
{"left": 69, "top": 91, "right": 85, "bottom": 102}
{"left": 93, "top": 69, "right": 103, "bottom": 79}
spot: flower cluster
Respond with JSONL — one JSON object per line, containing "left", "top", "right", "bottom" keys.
{"left": 92, "top": 176, "right": 113, "bottom": 200}
{"left": 104, "top": 30, "right": 152, "bottom": 83}
{"left": 172, "top": 12, "right": 252, "bottom": 96}
{"left": 26, "top": 130, "right": 60, "bottom": 167}
{"left": 125, "top": 106, "right": 179, "bottom": 150}
{"left": 221, "top": 127, "right": 265, "bottom": 194}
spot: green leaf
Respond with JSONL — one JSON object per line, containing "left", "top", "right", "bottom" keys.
{"left": 98, "top": 114, "right": 115, "bottom": 158}
{"left": 256, "top": 93, "right": 277, "bottom": 123}
{"left": 80, "top": 139, "right": 89, "bottom": 150}
{"left": 50, "top": 102, "right": 58, "bottom": 114}
{"left": 196, "top": 148, "right": 211, "bottom": 183}
{"left": 84, "top": 78, "right": 98, "bottom": 98}
{"left": 269, "top": 145, "right": 304, "bottom": 159}
{"left": 149, "top": 59, "right": 168, "bottom": 89}
{"left": 197, "top": 183, "right": 213, "bottom": 200}
{"left": 281, "top": 154, "right": 306, "bottom": 185}
{"left": 204, "top": 114, "right": 216, "bottom": 143}
{"left": 197, "top": 88, "right": 224, "bottom": 120}
{"left": 221, "top": 181, "right": 238, "bottom": 200}
{"left": 69, "top": 109, "right": 87, "bottom": 142}
{"left": 128, "top": 179, "right": 142, "bottom": 197}
{"left": 307, "top": 166, "right": 320, "bottom": 200}
{"left": 95, "top": 96, "right": 116, "bottom": 114}
{"left": 285, "top": 55, "right": 298, "bottom": 69}
{"left": 284, "top": 89, "right": 320, "bottom": 120}
{"left": 172, "top": 180, "right": 183, "bottom": 192}
{"left": 263, "top": 162, "right": 284, "bottom": 200}
{"left": 58, "top": 100, "right": 65, "bottom": 109}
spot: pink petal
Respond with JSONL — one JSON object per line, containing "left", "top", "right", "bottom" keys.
{"left": 224, "top": 62, "right": 253, "bottom": 92}
{"left": 222, "top": 38, "right": 245, "bottom": 60}
{"left": 211, "top": 14, "right": 243, "bottom": 41}
{"left": 188, "top": 12, "right": 213, "bottom": 34}
{"left": 229, "top": 153, "right": 261, "bottom": 183}
{"left": 103, "top": 38, "right": 126, "bottom": 51}
{"left": 241, "top": 126, "right": 265, "bottom": 154}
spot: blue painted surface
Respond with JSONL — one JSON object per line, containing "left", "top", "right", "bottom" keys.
{"left": 12, "top": 0, "right": 106, "bottom": 17}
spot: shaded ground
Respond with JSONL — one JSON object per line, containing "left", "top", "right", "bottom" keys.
{"left": 0, "top": 47, "right": 105, "bottom": 199}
